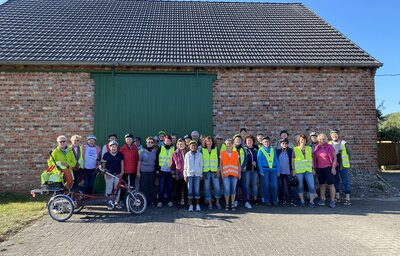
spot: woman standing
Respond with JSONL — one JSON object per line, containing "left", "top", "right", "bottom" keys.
{"left": 170, "top": 138, "right": 188, "bottom": 208}
{"left": 137, "top": 137, "right": 158, "bottom": 205}
{"left": 243, "top": 135, "right": 259, "bottom": 208}
{"left": 292, "top": 134, "right": 317, "bottom": 207}
{"left": 70, "top": 134, "right": 84, "bottom": 191}
{"left": 314, "top": 133, "right": 337, "bottom": 208}
{"left": 220, "top": 139, "right": 241, "bottom": 211}
{"left": 120, "top": 133, "right": 139, "bottom": 190}
{"left": 202, "top": 136, "right": 222, "bottom": 210}
{"left": 184, "top": 140, "right": 203, "bottom": 212}
{"left": 257, "top": 136, "right": 280, "bottom": 206}
{"left": 82, "top": 135, "right": 101, "bottom": 195}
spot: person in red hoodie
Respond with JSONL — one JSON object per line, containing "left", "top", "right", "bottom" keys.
{"left": 120, "top": 133, "right": 139, "bottom": 191}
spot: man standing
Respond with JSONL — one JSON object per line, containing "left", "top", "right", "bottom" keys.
{"left": 329, "top": 130, "right": 352, "bottom": 205}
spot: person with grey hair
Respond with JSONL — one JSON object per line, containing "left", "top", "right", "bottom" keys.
{"left": 69, "top": 134, "right": 83, "bottom": 191}
{"left": 82, "top": 134, "right": 101, "bottom": 195}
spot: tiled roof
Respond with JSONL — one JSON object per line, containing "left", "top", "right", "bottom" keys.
{"left": 0, "top": 0, "right": 381, "bottom": 67}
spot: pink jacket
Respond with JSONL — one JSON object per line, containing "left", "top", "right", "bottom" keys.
{"left": 313, "top": 143, "right": 336, "bottom": 169}
{"left": 170, "top": 149, "right": 186, "bottom": 180}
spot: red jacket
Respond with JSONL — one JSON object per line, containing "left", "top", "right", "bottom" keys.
{"left": 120, "top": 144, "right": 139, "bottom": 174}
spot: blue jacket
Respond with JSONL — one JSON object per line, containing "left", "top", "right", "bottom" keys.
{"left": 257, "top": 146, "right": 280, "bottom": 175}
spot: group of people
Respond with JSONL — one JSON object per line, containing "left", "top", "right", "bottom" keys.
{"left": 47, "top": 128, "right": 352, "bottom": 212}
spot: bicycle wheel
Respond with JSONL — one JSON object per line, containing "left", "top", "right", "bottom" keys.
{"left": 47, "top": 194, "right": 74, "bottom": 222}
{"left": 126, "top": 191, "right": 147, "bottom": 215}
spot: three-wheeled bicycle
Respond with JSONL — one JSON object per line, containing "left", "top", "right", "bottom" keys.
{"left": 32, "top": 154, "right": 147, "bottom": 222}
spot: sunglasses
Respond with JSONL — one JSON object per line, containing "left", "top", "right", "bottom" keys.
{"left": 147, "top": 141, "right": 154, "bottom": 144}
{"left": 59, "top": 140, "right": 66, "bottom": 143}
{"left": 216, "top": 138, "right": 223, "bottom": 140}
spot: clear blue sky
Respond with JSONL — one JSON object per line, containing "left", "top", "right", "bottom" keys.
{"left": 1, "top": 0, "right": 399, "bottom": 115}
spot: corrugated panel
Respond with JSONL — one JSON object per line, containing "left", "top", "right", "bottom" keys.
{"left": 92, "top": 72, "right": 216, "bottom": 146}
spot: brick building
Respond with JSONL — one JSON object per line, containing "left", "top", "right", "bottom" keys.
{"left": 0, "top": 0, "right": 381, "bottom": 192}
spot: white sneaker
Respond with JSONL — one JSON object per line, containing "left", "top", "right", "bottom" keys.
{"left": 157, "top": 202, "right": 163, "bottom": 208}
{"left": 188, "top": 204, "right": 194, "bottom": 212}
{"left": 167, "top": 202, "right": 173, "bottom": 207}
{"left": 196, "top": 204, "right": 201, "bottom": 212}
{"left": 180, "top": 199, "right": 185, "bottom": 205}
{"left": 233, "top": 201, "right": 238, "bottom": 207}
{"left": 244, "top": 202, "right": 252, "bottom": 209}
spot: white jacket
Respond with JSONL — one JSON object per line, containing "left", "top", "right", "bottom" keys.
{"left": 184, "top": 151, "right": 203, "bottom": 177}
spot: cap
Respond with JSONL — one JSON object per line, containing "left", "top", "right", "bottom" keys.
{"left": 134, "top": 137, "right": 141, "bottom": 142}
{"left": 189, "top": 140, "right": 197, "bottom": 145}
{"left": 233, "top": 134, "right": 242, "bottom": 140}
{"left": 108, "top": 133, "right": 117, "bottom": 139}
{"left": 153, "top": 136, "right": 159, "bottom": 141}
{"left": 158, "top": 131, "right": 166, "bottom": 135}
{"left": 262, "top": 136, "right": 270, "bottom": 141}
{"left": 309, "top": 132, "right": 318, "bottom": 137}
{"left": 124, "top": 133, "right": 133, "bottom": 139}
{"left": 280, "top": 138, "right": 289, "bottom": 143}
{"left": 183, "top": 134, "right": 191, "bottom": 140}
{"left": 87, "top": 134, "right": 97, "bottom": 141}
{"left": 108, "top": 140, "right": 119, "bottom": 147}
{"left": 330, "top": 129, "right": 339, "bottom": 134}
{"left": 240, "top": 128, "right": 247, "bottom": 133}
{"left": 280, "top": 130, "right": 289, "bottom": 136}
{"left": 191, "top": 131, "right": 199, "bottom": 137}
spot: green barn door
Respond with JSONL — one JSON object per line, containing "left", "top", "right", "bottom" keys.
{"left": 92, "top": 72, "right": 216, "bottom": 146}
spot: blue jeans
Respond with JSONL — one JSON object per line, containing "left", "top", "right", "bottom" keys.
{"left": 246, "top": 171, "right": 259, "bottom": 200}
{"left": 158, "top": 171, "right": 173, "bottom": 203}
{"left": 187, "top": 176, "right": 201, "bottom": 199}
{"left": 223, "top": 176, "right": 238, "bottom": 196}
{"left": 203, "top": 172, "right": 221, "bottom": 200}
{"left": 334, "top": 168, "right": 351, "bottom": 194}
{"left": 278, "top": 174, "right": 295, "bottom": 202}
{"left": 297, "top": 172, "right": 316, "bottom": 194}
{"left": 261, "top": 170, "right": 278, "bottom": 204}
{"left": 140, "top": 172, "right": 156, "bottom": 204}
{"left": 83, "top": 168, "right": 97, "bottom": 195}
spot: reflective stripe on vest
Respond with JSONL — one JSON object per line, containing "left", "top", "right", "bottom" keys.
{"left": 159, "top": 146, "right": 174, "bottom": 167}
{"left": 220, "top": 151, "right": 239, "bottom": 177}
{"left": 341, "top": 144, "right": 350, "bottom": 168}
{"left": 233, "top": 147, "right": 245, "bottom": 166}
{"left": 259, "top": 147, "right": 274, "bottom": 168}
{"left": 293, "top": 146, "right": 313, "bottom": 174}
{"left": 202, "top": 148, "right": 218, "bottom": 172}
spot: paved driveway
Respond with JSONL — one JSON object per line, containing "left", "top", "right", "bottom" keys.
{"left": 1, "top": 198, "right": 400, "bottom": 256}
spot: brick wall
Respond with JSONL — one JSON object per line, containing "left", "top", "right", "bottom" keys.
{"left": 0, "top": 66, "right": 378, "bottom": 192}
{"left": 0, "top": 71, "right": 94, "bottom": 192}
{"left": 213, "top": 67, "right": 378, "bottom": 172}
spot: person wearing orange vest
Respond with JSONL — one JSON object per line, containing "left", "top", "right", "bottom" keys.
{"left": 70, "top": 134, "right": 84, "bottom": 191}
{"left": 257, "top": 136, "right": 280, "bottom": 206}
{"left": 220, "top": 138, "right": 241, "bottom": 211}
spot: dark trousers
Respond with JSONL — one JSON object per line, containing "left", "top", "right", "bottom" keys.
{"left": 120, "top": 173, "right": 136, "bottom": 202}
{"left": 175, "top": 178, "right": 188, "bottom": 205}
{"left": 72, "top": 168, "right": 83, "bottom": 191}
{"left": 158, "top": 172, "right": 173, "bottom": 203}
{"left": 83, "top": 168, "right": 97, "bottom": 195}
{"left": 140, "top": 172, "right": 156, "bottom": 204}
{"left": 278, "top": 174, "right": 295, "bottom": 202}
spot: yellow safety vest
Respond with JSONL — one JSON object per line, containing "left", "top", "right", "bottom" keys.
{"left": 220, "top": 143, "right": 226, "bottom": 152}
{"left": 259, "top": 147, "right": 274, "bottom": 168}
{"left": 69, "top": 145, "right": 84, "bottom": 168}
{"left": 159, "top": 146, "right": 174, "bottom": 167}
{"left": 233, "top": 146, "right": 245, "bottom": 166}
{"left": 329, "top": 141, "right": 350, "bottom": 169}
{"left": 293, "top": 146, "right": 313, "bottom": 174}
{"left": 202, "top": 148, "right": 218, "bottom": 172}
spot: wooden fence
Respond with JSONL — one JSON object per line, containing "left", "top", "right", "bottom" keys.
{"left": 377, "top": 142, "right": 400, "bottom": 167}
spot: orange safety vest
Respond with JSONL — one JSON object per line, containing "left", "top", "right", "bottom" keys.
{"left": 220, "top": 151, "right": 240, "bottom": 177}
